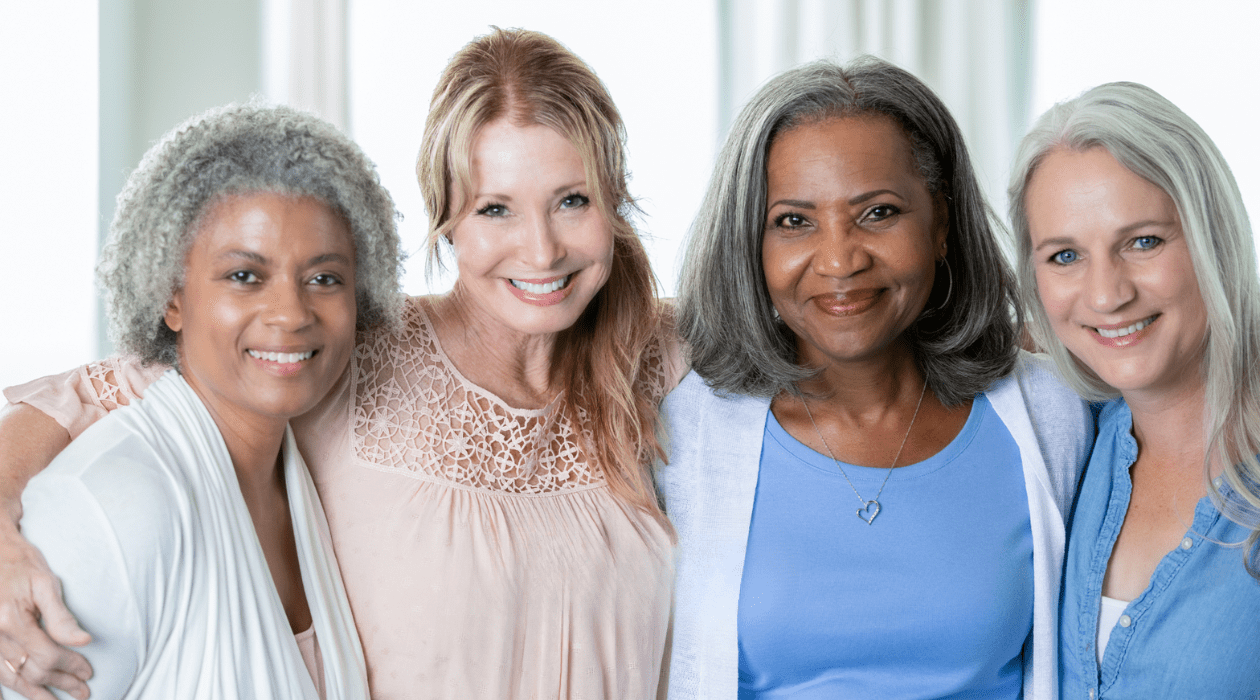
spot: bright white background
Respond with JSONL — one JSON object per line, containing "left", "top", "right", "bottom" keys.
{"left": 2, "top": 1, "right": 1259, "bottom": 391}
{"left": 1031, "top": 0, "right": 1260, "bottom": 240}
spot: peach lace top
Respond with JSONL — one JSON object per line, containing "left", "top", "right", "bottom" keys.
{"left": 5, "top": 297, "right": 684, "bottom": 700}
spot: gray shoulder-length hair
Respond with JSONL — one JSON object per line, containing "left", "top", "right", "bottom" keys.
{"left": 98, "top": 102, "right": 406, "bottom": 368}
{"left": 1008, "top": 81, "right": 1260, "bottom": 578}
{"left": 679, "top": 56, "right": 1019, "bottom": 404}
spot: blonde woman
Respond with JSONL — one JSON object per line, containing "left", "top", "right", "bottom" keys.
{"left": 1010, "top": 82, "right": 1260, "bottom": 698}
{"left": 0, "top": 28, "right": 681, "bottom": 700}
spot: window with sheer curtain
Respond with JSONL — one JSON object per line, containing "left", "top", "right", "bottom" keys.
{"left": 2, "top": 0, "right": 1257, "bottom": 391}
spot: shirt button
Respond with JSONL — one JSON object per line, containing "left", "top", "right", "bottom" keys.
{"left": 1089, "top": 689, "right": 1096, "bottom": 699}
{"left": 1214, "top": 476, "right": 1225, "bottom": 488}
{"left": 1181, "top": 537, "right": 1194, "bottom": 550}
{"left": 1119, "top": 614, "right": 1132, "bottom": 627}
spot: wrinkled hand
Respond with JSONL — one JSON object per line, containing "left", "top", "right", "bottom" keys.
{"left": 0, "top": 523, "right": 91, "bottom": 700}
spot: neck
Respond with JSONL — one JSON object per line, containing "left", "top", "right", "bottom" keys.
{"left": 181, "top": 374, "right": 287, "bottom": 494}
{"left": 429, "top": 290, "right": 560, "bottom": 408}
{"left": 1124, "top": 379, "right": 1209, "bottom": 477}
{"left": 795, "top": 341, "right": 924, "bottom": 418}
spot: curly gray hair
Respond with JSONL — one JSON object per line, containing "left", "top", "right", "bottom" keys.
{"left": 98, "top": 102, "right": 405, "bottom": 367}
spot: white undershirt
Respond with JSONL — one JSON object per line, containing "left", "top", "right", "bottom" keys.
{"left": 1097, "top": 595, "right": 1129, "bottom": 666}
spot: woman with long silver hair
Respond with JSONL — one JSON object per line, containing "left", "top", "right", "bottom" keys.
{"left": 1010, "top": 81, "right": 1260, "bottom": 698}
{"left": 657, "top": 57, "right": 1092, "bottom": 700}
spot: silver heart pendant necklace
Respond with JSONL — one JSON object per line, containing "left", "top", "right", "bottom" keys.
{"left": 800, "top": 380, "right": 926, "bottom": 526}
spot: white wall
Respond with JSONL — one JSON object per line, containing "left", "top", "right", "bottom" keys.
{"left": 0, "top": 3, "right": 99, "bottom": 391}
{"left": 1031, "top": 0, "right": 1260, "bottom": 239}
{"left": 348, "top": 1, "right": 720, "bottom": 297}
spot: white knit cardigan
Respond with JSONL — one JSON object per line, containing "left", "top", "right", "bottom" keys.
{"left": 656, "top": 352, "right": 1093, "bottom": 700}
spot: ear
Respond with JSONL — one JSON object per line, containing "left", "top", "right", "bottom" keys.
{"left": 163, "top": 292, "right": 184, "bottom": 333}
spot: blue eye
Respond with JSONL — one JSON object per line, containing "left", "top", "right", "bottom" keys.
{"left": 1050, "top": 250, "right": 1078, "bottom": 265}
{"left": 560, "top": 193, "right": 590, "bottom": 209}
{"left": 476, "top": 203, "right": 507, "bottom": 217}
{"left": 1133, "top": 235, "right": 1162, "bottom": 250}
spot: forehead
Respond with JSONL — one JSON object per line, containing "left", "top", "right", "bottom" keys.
{"left": 766, "top": 114, "right": 920, "bottom": 191}
{"left": 469, "top": 120, "right": 586, "bottom": 182}
{"left": 1025, "top": 147, "right": 1177, "bottom": 237}
{"left": 190, "top": 192, "right": 352, "bottom": 254}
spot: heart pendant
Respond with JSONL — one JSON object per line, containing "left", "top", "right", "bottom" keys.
{"left": 856, "top": 500, "right": 881, "bottom": 525}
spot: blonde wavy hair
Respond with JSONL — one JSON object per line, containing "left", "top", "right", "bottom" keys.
{"left": 1009, "top": 82, "right": 1260, "bottom": 578}
{"left": 416, "top": 28, "right": 668, "bottom": 528}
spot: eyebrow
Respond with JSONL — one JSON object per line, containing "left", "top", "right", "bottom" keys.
{"left": 1032, "top": 220, "right": 1175, "bottom": 252}
{"left": 215, "top": 250, "right": 352, "bottom": 266}
{"left": 767, "top": 189, "right": 904, "bottom": 211}
{"left": 474, "top": 180, "right": 589, "bottom": 202}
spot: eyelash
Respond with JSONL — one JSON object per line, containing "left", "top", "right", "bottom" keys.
{"left": 773, "top": 212, "right": 808, "bottom": 229}
{"left": 863, "top": 204, "right": 901, "bottom": 222}
{"left": 559, "top": 192, "right": 590, "bottom": 209}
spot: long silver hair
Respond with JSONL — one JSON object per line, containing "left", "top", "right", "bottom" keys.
{"left": 1008, "top": 81, "right": 1260, "bottom": 577}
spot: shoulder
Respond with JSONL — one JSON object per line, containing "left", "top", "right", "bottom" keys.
{"left": 29, "top": 390, "right": 195, "bottom": 551}
{"left": 637, "top": 301, "right": 688, "bottom": 401}
{"left": 660, "top": 371, "right": 770, "bottom": 468}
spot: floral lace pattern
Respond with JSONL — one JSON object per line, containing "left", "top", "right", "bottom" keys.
{"left": 84, "top": 356, "right": 151, "bottom": 411}
{"left": 352, "top": 299, "right": 672, "bottom": 495}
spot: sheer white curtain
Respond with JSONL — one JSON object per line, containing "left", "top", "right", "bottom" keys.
{"left": 718, "top": 0, "right": 1031, "bottom": 218}
{"left": 264, "top": 0, "right": 349, "bottom": 131}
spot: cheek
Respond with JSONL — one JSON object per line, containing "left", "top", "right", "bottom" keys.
{"left": 1034, "top": 268, "right": 1074, "bottom": 322}
{"left": 760, "top": 239, "right": 805, "bottom": 299}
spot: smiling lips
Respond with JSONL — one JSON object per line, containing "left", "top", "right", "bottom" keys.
{"left": 813, "top": 289, "right": 883, "bottom": 317}
{"left": 506, "top": 274, "right": 575, "bottom": 306}
{"left": 247, "top": 348, "right": 317, "bottom": 376}
{"left": 1090, "top": 314, "right": 1159, "bottom": 348}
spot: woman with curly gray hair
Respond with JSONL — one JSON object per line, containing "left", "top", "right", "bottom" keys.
{"left": 656, "top": 57, "right": 1092, "bottom": 699}
{"left": 0, "top": 28, "right": 680, "bottom": 700}
{"left": 0, "top": 102, "right": 403, "bottom": 700}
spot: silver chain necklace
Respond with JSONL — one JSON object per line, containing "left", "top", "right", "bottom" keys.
{"left": 799, "top": 380, "right": 927, "bottom": 525}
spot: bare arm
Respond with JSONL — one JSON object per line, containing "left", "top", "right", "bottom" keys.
{"left": 0, "top": 403, "right": 92, "bottom": 700}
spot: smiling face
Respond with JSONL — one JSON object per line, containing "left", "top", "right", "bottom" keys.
{"left": 1026, "top": 146, "right": 1208, "bottom": 398}
{"left": 762, "top": 114, "right": 946, "bottom": 369}
{"left": 447, "top": 118, "right": 614, "bottom": 341}
{"left": 164, "top": 192, "right": 357, "bottom": 425}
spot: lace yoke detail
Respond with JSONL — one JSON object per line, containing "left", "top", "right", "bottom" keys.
{"left": 84, "top": 356, "right": 152, "bottom": 410}
{"left": 354, "top": 300, "right": 671, "bottom": 495}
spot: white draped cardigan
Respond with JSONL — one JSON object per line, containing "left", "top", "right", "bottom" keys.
{"left": 656, "top": 352, "right": 1094, "bottom": 700}
{"left": 10, "top": 372, "right": 368, "bottom": 700}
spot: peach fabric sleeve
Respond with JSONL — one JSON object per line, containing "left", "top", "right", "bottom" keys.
{"left": 2, "top": 357, "right": 166, "bottom": 439}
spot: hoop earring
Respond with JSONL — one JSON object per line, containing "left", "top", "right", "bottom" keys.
{"left": 922, "top": 257, "right": 953, "bottom": 317}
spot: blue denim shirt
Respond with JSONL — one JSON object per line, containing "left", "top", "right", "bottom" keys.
{"left": 1060, "top": 399, "right": 1260, "bottom": 700}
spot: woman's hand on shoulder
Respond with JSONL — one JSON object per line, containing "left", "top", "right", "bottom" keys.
{"left": 0, "top": 519, "right": 91, "bottom": 700}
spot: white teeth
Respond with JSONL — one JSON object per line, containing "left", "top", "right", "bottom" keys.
{"left": 248, "top": 349, "right": 315, "bottom": 364}
{"left": 1096, "top": 316, "right": 1157, "bottom": 339}
{"left": 510, "top": 275, "right": 570, "bottom": 295}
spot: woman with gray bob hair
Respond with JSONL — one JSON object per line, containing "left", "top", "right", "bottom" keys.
{"left": 680, "top": 57, "right": 1016, "bottom": 402}
{"left": 103, "top": 101, "right": 404, "bottom": 368}
{"left": 658, "top": 57, "right": 1092, "bottom": 699}
{"left": 1009, "top": 82, "right": 1260, "bottom": 697}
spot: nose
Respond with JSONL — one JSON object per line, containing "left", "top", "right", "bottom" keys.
{"left": 1085, "top": 253, "right": 1137, "bottom": 313}
{"left": 812, "top": 219, "right": 871, "bottom": 278}
{"left": 519, "top": 212, "right": 566, "bottom": 270}
{"left": 263, "top": 277, "right": 315, "bottom": 331}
